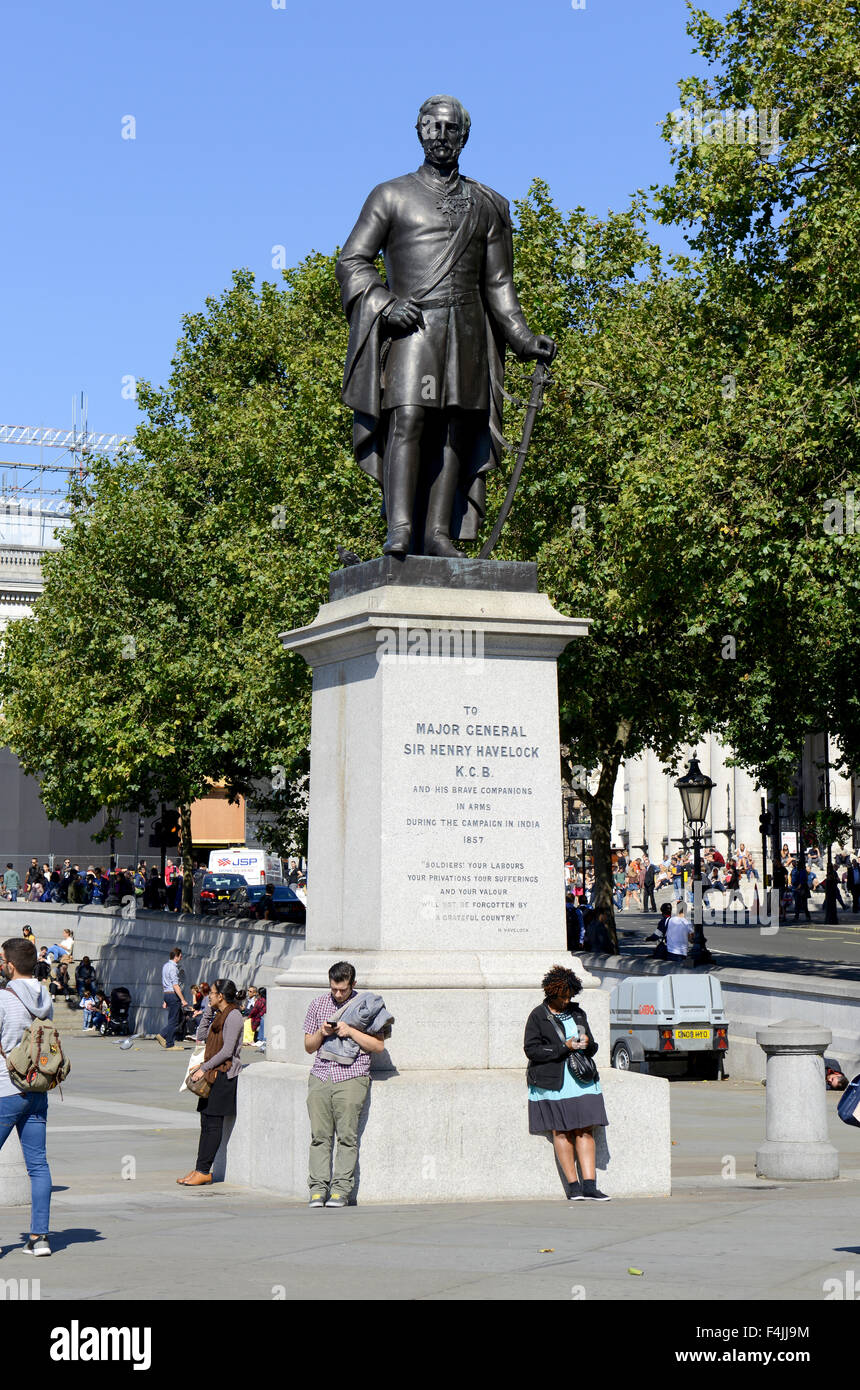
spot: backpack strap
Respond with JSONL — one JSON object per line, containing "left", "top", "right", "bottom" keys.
{"left": 4, "top": 982, "right": 37, "bottom": 1019}
{"left": 0, "top": 982, "right": 35, "bottom": 1060}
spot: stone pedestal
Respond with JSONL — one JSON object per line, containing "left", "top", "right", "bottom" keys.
{"left": 755, "top": 1018, "right": 839, "bottom": 1180}
{"left": 0, "top": 1130, "right": 30, "bottom": 1207}
{"left": 227, "top": 564, "right": 671, "bottom": 1201}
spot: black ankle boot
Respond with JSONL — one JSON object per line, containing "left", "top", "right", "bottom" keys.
{"left": 423, "top": 530, "right": 464, "bottom": 558}
{"left": 383, "top": 525, "right": 412, "bottom": 556}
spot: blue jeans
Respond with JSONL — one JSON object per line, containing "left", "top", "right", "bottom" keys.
{"left": 0, "top": 1092, "right": 51, "bottom": 1233}
{"left": 257, "top": 1015, "right": 265, "bottom": 1044}
{"left": 160, "top": 991, "right": 181, "bottom": 1046}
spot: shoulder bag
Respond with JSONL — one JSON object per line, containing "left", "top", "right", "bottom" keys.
{"left": 545, "top": 1007, "right": 599, "bottom": 1084}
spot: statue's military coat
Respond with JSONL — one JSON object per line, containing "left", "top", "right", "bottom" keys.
{"left": 336, "top": 160, "right": 533, "bottom": 540}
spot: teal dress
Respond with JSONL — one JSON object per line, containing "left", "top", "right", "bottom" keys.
{"left": 528, "top": 1013, "right": 609, "bottom": 1134}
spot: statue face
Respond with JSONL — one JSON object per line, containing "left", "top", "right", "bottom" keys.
{"left": 418, "top": 103, "right": 466, "bottom": 164}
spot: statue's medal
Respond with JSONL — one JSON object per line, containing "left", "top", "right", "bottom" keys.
{"left": 436, "top": 190, "right": 472, "bottom": 221}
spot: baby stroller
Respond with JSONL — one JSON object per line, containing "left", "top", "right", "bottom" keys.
{"left": 177, "top": 1003, "right": 199, "bottom": 1042}
{"left": 103, "top": 987, "right": 132, "bottom": 1036}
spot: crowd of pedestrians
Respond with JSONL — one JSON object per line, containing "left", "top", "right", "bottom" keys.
{"left": 2, "top": 855, "right": 307, "bottom": 916}
{"left": 0, "top": 859, "right": 178, "bottom": 910}
{"left": 567, "top": 840, "right": 860, "bottom": 920}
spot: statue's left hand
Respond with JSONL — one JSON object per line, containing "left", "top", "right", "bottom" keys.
{"left": 521, "top": 334, "right": 557, "bottom": 363}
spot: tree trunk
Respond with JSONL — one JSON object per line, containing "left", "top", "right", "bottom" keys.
{"left": 564, "top": 720, "right": 631, "bottom": 956}
{"left": 584, "top": 753, "right": 624, "bottom": 953}
{"left": 179, "top": 803, "right": 195, "bottom": 913}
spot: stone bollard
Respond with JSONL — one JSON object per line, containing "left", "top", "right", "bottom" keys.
{"left": 756, "top": 1018, "right": 839, "bottom": 1180}
{"left": 0, "top": 1129, "right": 30, "bottom": 1207}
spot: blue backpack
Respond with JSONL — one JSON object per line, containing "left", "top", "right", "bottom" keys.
{"left": 837, "top": 1074, "right": 860, "bottom": 1128}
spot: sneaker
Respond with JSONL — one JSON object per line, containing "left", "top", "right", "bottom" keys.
{"left": 581, "top": 1187, "right": 611, "bottom": 1201}
{"left": 156, "top": 1035, "right": 167, "bottom": 1047}
{"left": 325, "top": 1192, "right": 348, "bottom": 1207}
{"left": 23, "top": 1235, "right": 51, "bottom": 1256}
{"left": 567, "top": 1183, "right": 585, "bottom": 1201}
{"left": 308, "top": 1192, "right": 328, "bottom": 1209}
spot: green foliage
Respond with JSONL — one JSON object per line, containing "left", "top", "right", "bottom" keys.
{"left": 652, "top": 0, "right": 860, "bottom": 794}
{"left": 0, "top": 260, "right": 384, "bottom": 866}
{"left": 803, "top": 808, "right": 853, "bottom": 851}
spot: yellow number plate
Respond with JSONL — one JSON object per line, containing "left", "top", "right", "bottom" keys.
{"left": 675, "top": 1029, "right": 710, "bottom": 1039}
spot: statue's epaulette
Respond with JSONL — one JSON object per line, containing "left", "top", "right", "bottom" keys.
{"left": 461, "top": 177, "right": 510, "bottom": 224}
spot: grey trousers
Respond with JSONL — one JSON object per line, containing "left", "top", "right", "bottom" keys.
{"left": 307, "top": 1073, "right": 370, "bottom": 1197}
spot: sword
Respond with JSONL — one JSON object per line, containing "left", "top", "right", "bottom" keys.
{"left": 478, "top": 359, "right": 551, "bottom": 560}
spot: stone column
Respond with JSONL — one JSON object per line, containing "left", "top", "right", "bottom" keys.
{"left": 755, "top": 1018, "right": 839, "bottom": 1180}
{"left": 0, "top": 1130, "right": 30, "bottom": 1207}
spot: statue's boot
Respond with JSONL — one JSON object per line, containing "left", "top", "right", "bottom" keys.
{"left": 423, "top": 456, "right": 464, "bottom": 558}
{"left": 383, "top": 526, "right": 412, "bottom": 557}
{"left": 424, "top": 532, "right": 464, "bottom": 558}
{"left": 382, "top": 445, "right": 420, "bottom": 556}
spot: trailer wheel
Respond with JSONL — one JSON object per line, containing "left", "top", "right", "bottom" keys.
{"left": 612, "top": 1041, "right": 645, "bottom": 1073}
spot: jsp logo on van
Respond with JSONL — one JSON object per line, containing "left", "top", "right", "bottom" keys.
{"left": 206, "top": 848, "right": 283, "bottom": 886}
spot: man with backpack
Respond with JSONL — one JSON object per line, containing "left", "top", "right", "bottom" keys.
{"left": 0, "top": 936, "right": 62, "bottom": 1256}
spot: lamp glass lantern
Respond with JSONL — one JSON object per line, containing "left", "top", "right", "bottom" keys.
{"left": 675, "top": 756, "right": 715, "bottom": 827}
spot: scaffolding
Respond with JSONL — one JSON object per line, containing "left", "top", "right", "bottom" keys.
{"left": 0, "top": 394, "right": 136, "bottom": 511}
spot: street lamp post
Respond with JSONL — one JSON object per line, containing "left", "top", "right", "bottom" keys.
{"left": 822, "top": 732, "right": 838, "bottom": 926}
{"left": 675, "top": 756, "right": 716, "bottom": 963}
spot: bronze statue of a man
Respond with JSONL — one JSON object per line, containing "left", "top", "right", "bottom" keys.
{"left": 336, "top": 94, "right": 556, "bottom": 558}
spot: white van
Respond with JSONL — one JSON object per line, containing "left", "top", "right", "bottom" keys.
{"left": 207, "top": 848, "right": 284, "bottom": 886}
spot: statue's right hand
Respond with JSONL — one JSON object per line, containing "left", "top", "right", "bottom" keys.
{"left": 385, "top": 299, "right": 424, "bottom": 331}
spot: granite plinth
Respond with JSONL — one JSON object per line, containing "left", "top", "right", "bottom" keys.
{"left": 329, "top": 556, "right": 538, "bottom": 601}
{"left": 0, "top": 1132, "right": 30, "bottom": 1207}
{"left": 264, "top": 950, "right": 606, "bottom": 1071}
{"left": 280, "top": 587, "right": 587, "bottom": 954}
{"left": 229, "top": 583, "right": 672, "bottom": 1205}
{"left": 226, "top": 1063, "right": 671, "bottom": 1202}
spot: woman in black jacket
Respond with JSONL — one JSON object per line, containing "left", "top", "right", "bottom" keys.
{"left": 524, "top": 964, "right": 610, "bottom": 1201}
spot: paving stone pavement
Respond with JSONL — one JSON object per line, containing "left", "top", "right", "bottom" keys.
{"left": 1, "top": 1033, "right": 858, "bottom": 1306}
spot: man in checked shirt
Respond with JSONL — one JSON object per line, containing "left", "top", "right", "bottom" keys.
{"left": 303, "top": 961, "right": 386, "bottom": 1208}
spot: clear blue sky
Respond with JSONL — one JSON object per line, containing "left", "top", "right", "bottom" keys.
{"left": 1, "top": 0, "right": 725, "bottom": 456}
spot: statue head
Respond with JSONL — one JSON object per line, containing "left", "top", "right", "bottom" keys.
{"left": 416, "top": 94, "right": 470, "bottom": 167}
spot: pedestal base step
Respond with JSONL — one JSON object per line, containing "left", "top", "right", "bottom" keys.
{"left": 226, "top": 1063, "right": 671, "bottom": 1202}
